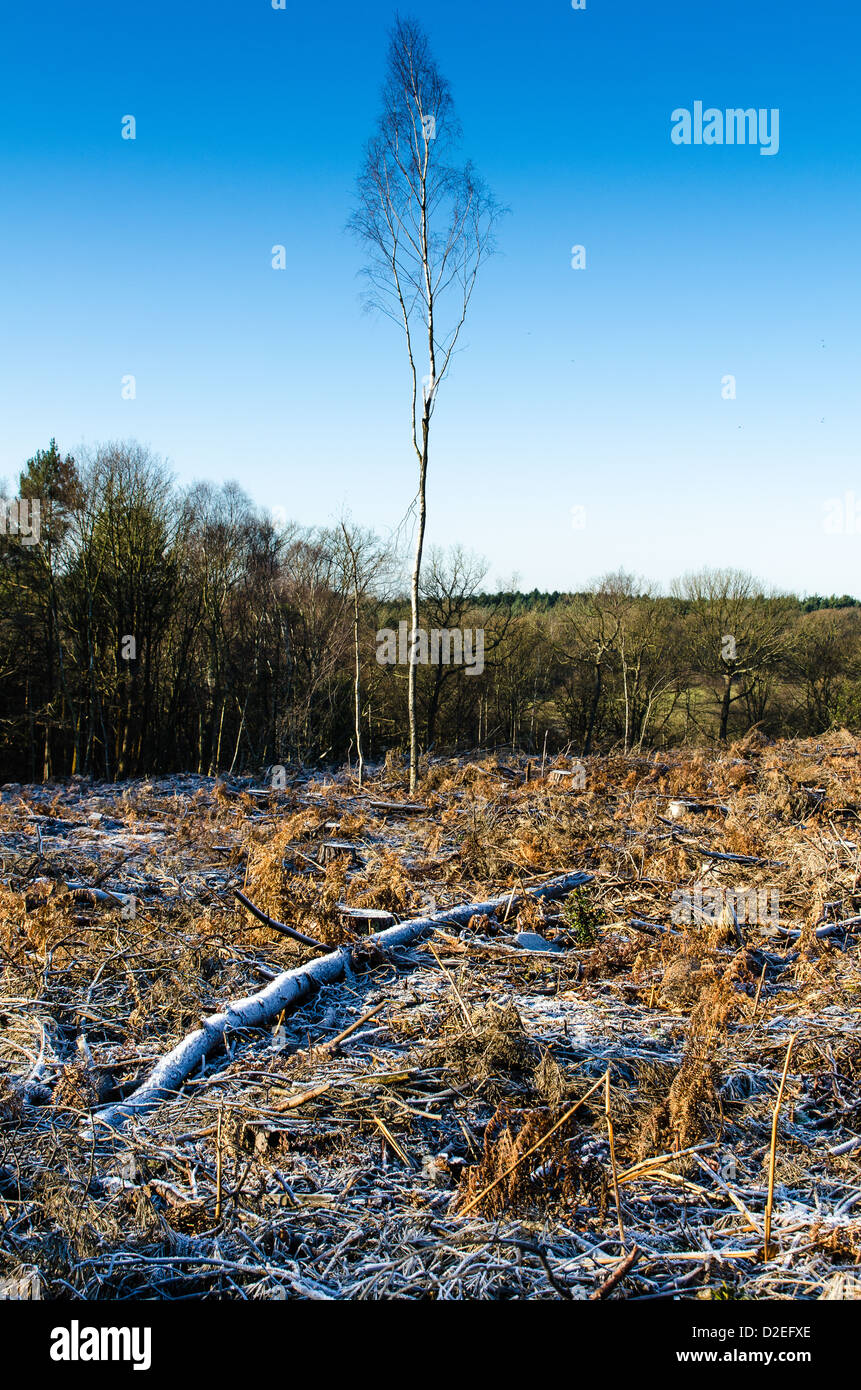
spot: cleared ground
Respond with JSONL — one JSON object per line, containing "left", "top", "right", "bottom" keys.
{"left": 0, "top": 732, "right": 860, "bottom": 1299}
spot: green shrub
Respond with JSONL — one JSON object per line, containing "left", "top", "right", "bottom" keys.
{"left": 562, "top": 887, "right": 603, "bottom": 946}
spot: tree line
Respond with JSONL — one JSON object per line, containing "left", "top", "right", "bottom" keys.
{"left": 1, "top": 438, "right": 860, "bottom": 783}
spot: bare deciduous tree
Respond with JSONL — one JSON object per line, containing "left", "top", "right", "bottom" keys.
{"left": 674, "top": 568, "right": 792, "bottom": 743}
{"left": 420, "top": 544, "right": 487, "bottom": 746}
{"left": 349, "top": 16, "right": 503, "bottom": 790}
{"left": 552, "top": 580, "right": 625, "bottom": 757}
{"left": 788, "top": 607, "right": 861, "bottom": 732}
{"left": 331, "top": 516, "right": 390, "bottom": 786}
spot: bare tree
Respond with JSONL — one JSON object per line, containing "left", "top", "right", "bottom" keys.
{"left": 552, "top": 581, "right": 625, "bottom": 756}
{"left": 331, "top": 516, "right": 390, "bottom": 786}
{"left": 587, "top": 571, "right": 680, "bottom": 752}
{"left": 419, "top": 544, "right": 487, "bottom": 746}
{"left": 788, "top": 607, "right": 861, "bottom": 732}
{"left": 349, "top": 16, "right": 503, "bottom": 791}
{"left": 674, "top": 568, "right": 792, "bottom": 742}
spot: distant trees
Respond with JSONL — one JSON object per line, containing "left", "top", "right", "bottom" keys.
{"left": 9, "top": 439, "right": 81, "bottom": 778}
{"left": 68, "top": 443, "right": 178, "bottom": 777}
{"left": 789, "top": 607, "right": 861, "bottom": 732}
{"left": 349, "top": 17, "right": 503, "bottom": 792}
{"left": 553, "top": 576, "right": 628, "bottom": 756}
{"left": 673, "top": 569, "right": 793, "bottom": 742}
{"left": 330, "top": 518, "right": 391, "bottom": 786}
{"left": 2, "top": 438, "right": 861, "bottom": 782}
{"left": 419, "top": 546, "right": 488, "bottom": 747}
{"left": 547, "top": 573, "right": 677, "bottom": 754}
{"left": 595, "top": 575, "right": 681, "bottom": 752}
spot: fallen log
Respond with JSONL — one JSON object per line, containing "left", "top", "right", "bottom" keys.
{"left": 65, "top": 882, "right": 127, "bottom": 907}
{"left": 319, "top": 840, "right": 362, "bottom": 866}
{"left": 696, "top": 849, "right": 787, "bottom": 867}
{"left": 773, "top": 916, "right": 861, "bottom": 941}
{"left": 93, "top": 869, "right": 592, "bottom": 1130}
{"left": 628, "top": 918, "right": 671, "bottom": 937}
{"left": 336, "top": 903, "right": 396, "bottom": 927}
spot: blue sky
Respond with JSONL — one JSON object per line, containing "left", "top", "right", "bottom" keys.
{"left": 2, "top": 0, "right": 859, "bottom": 595}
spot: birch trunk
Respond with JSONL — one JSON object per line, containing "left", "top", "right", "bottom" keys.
{"left": 353, "top": 586, "right": 364, "bottom": 788}
{"left": 94, "top": 870, "right": 591, "bottom": 1130}
{"left": 408, "top": 433, "right": 429, "bottom": 793}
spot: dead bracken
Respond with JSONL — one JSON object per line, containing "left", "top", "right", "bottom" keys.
{"left": 0, "top": 733, "right": 860, "bottom": 1300}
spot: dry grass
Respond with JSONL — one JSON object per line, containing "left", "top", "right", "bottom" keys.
{"left": 0, "top": 733, "right": 860, "bottom": 1299}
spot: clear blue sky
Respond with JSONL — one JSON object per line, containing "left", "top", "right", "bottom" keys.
{"left": 2, "top": 0, "right": 859, "bottom": 595}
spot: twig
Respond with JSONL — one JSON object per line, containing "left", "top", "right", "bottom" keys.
{"left": 694, "top": 1155, "right": 763, "bottom": 1236}
{"left": 751, "top": 961, "right": 768, "bottom": 1020}
{"left": 374, "top": 1117, "right": 411, "bottom": 1167}
{"left": 273, "top": 1082, "right": 332, "bottom": 1112}
{"left": 233, "top": 889, "right": 328, "bottom": 951}
{"left": 215, "top": 1102, "right": 224, "bottom": 1222}
{"left": 605, "top": 1068, "right": 626, "bottom": 1251}
{"left": 319, "top": 1001, "right": 388, "bottom": 1052}
{"left": 428, "top": 944, "right": 474, "bottom": 1032}
{"left": 617, "top": 1142, "right": 715, "bottom": 1184}
{"left": 588, "top": 1244, "right": 640, "bottom": 1300}
{"left": 764, "top": 1033, "right": 797, "bottom": 1260}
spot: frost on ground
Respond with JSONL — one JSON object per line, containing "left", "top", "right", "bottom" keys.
{"left": 0, "top": 731, "right": 860, "bottom": 1300}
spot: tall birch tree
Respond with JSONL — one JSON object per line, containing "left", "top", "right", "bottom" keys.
{"left": 349, "top": 16, "right": 502, "bottom": 790}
